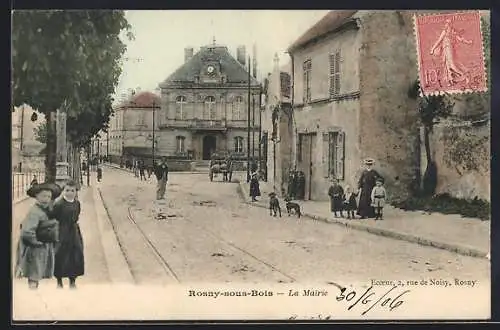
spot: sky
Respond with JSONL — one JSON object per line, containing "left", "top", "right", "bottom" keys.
{"left": 114, "top": 10, "right": 329, "bottom": 103}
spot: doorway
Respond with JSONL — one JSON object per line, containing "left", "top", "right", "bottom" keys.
{"left": 202, "top": 135, "right": 216, "bottom": 160}
{"left": 297, "top": 133, "right": 316, "bottom": 200}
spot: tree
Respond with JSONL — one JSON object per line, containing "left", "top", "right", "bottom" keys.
{"left": 12, "top": 10, "right": 131, "bottom": 182}
{"left": 408, "top": 80, "right": 455, "bottom": 196}
{"left": 34, "top": 122, "right": 47, "bottom": 144}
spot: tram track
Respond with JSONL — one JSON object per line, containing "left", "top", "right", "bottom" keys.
{"left": 126, "top": 206, "right": 181, "bottom": 283}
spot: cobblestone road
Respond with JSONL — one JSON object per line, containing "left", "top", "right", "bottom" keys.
{"left": 99, "top": 167, "right": 490, "bottom": 287}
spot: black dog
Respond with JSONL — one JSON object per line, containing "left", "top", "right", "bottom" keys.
{"left": 268, "top": 192, "right": 282, "bottom": 217}
{"left": 284, "top": 197, "right": 302, "bottom": 218}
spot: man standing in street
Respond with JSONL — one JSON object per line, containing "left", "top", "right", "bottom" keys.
{"left": 154, "top": 156, "right": 169, "bottom": 200}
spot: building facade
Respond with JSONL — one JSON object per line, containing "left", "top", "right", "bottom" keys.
{"left": 108, "top": 91, "right": 161, "bottom": 165}
{"left": 158, "top": 43, "right": 261, "bottom": 165}
{"left": 262, "top": 54, "right": 293, "bottom": 195}
{"left": 287, "top": 10, "right": 419, "bottom": 201}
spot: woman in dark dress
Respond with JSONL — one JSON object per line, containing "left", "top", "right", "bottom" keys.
{"left": 357, "top": 158, "right": 383, "bottom": 219}
{"left": 249, "top": 171, "right": 261, "bottom": 202}
{"left": 52, "top": 180, "right": 84, "bottom": 289}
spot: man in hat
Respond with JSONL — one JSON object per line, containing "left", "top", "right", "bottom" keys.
{"left": 154, "top": 156, "right": 169, "bottom": 200}
{"left": 357, "top": 158, "right": 383, "bottom": 219}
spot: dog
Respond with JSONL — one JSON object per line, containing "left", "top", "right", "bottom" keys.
{"left": 268, "top": 192, "right": 282, "bottom": 217}
{"left": 284, "top": 196, "right": 302, "bottom": 218}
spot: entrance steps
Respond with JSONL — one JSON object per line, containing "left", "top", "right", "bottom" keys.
{"left": 193, "top": 160, "right": 210, "bottom": 172}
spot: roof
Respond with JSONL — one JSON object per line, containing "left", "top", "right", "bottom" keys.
{"left": 119, "top": 91, "right": 161, "bottom": 109}
{"left": 288, "top": 10, "right": 358, "bottom": 52}
{"left": 160, "top": 45, "right": 260, "bottom": 87}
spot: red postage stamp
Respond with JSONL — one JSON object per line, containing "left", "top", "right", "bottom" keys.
{"left": 414, "top": 11, "right": 487, "bottom": 95}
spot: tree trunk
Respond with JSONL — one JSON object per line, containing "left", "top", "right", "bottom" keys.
{"left": 423, "top": 125, "right": 432, "bottom": 165}
{"left": 422, "top": 124, "right": 437, "bottom": 196}
{"left": 44, "top": 111, "right": 57, "bottom": 183}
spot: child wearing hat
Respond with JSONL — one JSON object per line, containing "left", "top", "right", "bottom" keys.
{"left": 328, "top": 178, "right": 344, "bottom": 218}
{"left": 15, "top": 182, "right": 61, "bottom": 289}
{"left": 371, "top": 178, "right": 387, "bottom": 220}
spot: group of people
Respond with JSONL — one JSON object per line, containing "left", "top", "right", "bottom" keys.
{"left": 328, "top": 158, "right": 387, "bottom": 220}
{"left": 15, "top": 180, "right": 85, "bottom": 290}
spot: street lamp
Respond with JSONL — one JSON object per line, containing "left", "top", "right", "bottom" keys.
{"left": 152, "top": 87, "right": 161, "bottom": 165}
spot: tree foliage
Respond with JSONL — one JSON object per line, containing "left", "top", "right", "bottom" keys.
{"left": 12, "top": 10, "right": 132, "bottom": 146}
{"left": 34, "top": 122, "right": 47, "bottom": 144}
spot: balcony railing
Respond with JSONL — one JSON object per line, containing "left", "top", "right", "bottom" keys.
{"left": 160, "top": 119, "right": 259, "bottom": 130}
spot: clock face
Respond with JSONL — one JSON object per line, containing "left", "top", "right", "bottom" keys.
{"left": 207, "top": 65, "right": 215, "bottom": 74}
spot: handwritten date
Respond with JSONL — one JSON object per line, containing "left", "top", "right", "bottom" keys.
{"left": 336, "top": 285, "right": 410, "bottom": 316}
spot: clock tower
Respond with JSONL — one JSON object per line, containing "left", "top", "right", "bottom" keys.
{"left": 158, "top": 41, "right": 261, "bottom": 165}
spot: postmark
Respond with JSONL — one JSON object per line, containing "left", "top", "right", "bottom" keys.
{"left": 414, "top": 11, "right": 487, "bottom": 96}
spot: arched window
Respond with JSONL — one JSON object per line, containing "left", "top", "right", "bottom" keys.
{"left": 175, "top": 96, "right": 187, "bottom": 120}
{"left": 176, "top": 136, "right": 186, "bottom": 153}
{"left": 204, "top": 96, "right": 216, "bottom": 120}
{"left": 234, "top": 136, "right": 244, "bottom": 153}
{"left": 232, "top": 96, "right": 243, "bottom": 120}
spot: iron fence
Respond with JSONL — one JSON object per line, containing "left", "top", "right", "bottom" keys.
{"left": 12, "top": 170, "right": 46, "bottom": 202}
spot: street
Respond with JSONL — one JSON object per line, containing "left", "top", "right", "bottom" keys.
{"left": 98, "top": 167, "right": 489, "bottom": 287}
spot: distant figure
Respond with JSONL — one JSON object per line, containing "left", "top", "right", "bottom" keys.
{"left": 328, "top": 177, "right": 344, "bottom": 218}
{"left": 96, "top": 166, "right": 102, "bottom": 182}
{"left": 154, "top": 157, "right": 169, "bottom": 200}
{"left": 146, "top": 164, "right": 153, "bottom": 179}
{"left": 249, "top": 171, "right": 261, "bottom": 202}
{"left": 139, "top": 160, "right": 146, "bottom": 181}
{"left": 343, "top": 185, "right": 358, "bottom": 219}
{"left": 371, "top": 178, "right": 387, "bottom": 221}
{"left": 30, "top": 175, "right": 38, "bottom": 187}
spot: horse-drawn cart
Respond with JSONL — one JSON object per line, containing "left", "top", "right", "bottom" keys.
{"left": 209, "top": 156, "right": 233, "bottom": 182}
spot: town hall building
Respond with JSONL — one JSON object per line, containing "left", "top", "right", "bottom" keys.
{"left": 157, "top": 42, "right": 262, "bottom": 166}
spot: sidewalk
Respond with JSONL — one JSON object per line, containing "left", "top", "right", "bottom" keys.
{"left": 235, "top": 174, "right": 490, "bottom": 260}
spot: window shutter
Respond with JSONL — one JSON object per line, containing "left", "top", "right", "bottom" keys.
{"left": 336, "top": 132, "right": 345, "bottom": 180}
{"left": 322, "top": 133, "right": 330, "bottom": 177}
{"left": 334, "top": 50, "right": 341, "bottom": 95}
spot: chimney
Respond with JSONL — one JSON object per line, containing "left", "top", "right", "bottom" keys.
{"left": 184, "top": 47, "right": 194, "bottom": 63}
{"left": 236, "top": 46, "right": 246, "bottom": 66}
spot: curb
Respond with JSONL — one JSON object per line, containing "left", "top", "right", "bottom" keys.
{"left": 92, "top": 185, "right": 135, "bottom": 285}
{"left": 236, "top": 180, "right": 488, "bottom": 260}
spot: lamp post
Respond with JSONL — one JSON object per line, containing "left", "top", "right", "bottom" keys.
{"left": 106, "top": 130, "right": 109, "bottom": 162}
{"left": 152, "top": 87, "right": 160, "bottom": 165}
{"left": 246, "top": 56, "right": 251, "bottom": 183}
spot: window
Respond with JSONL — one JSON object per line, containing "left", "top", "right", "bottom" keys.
{"left": 234, "top": 136, "right": 244, "bottom": 153}
{"left": 329, "top": 50, "right": 341, "bottom": 97}
{"left": 232, "top": 96, "right": 243, "bottom": 120}
{"left": 175, "top": 96, "right": 187, "bottom": 120}
{"left": 138, "top": 111, "right": 146, "bottom": 125}
{"left": 323, "top": 131, "right": 345, "bottom": 179}
{"left": 204, "top": 96, "right": 216, "bottom": 120}
{"left": 303, "top": 59, "right": 312, "bottom": 103}
{"left": 176, "top": 136, "right": 186, "bottom": 153}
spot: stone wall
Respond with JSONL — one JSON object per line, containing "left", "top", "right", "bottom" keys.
{"left": 357, "top": 11, "right": 420, "bottom": 200}
{"left": 420, "top": 121, "right": 490, "bottom": 201}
